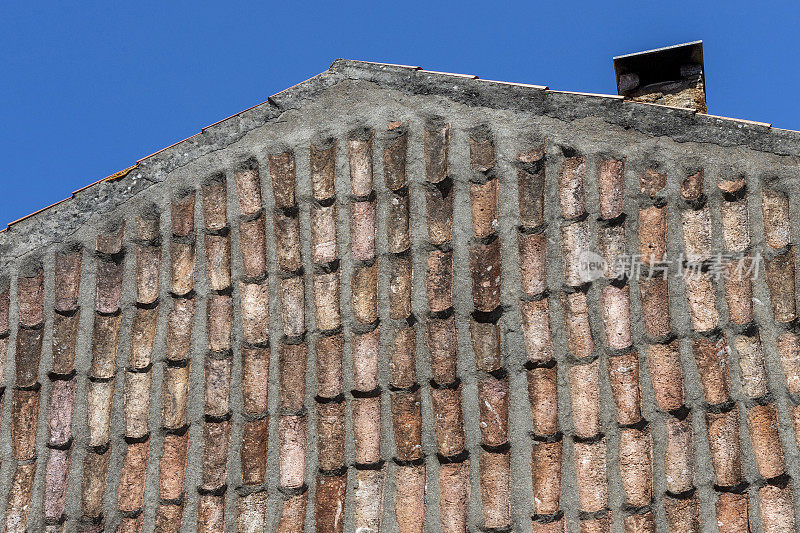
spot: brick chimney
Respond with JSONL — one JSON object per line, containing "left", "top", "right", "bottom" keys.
{"left": 613, "top": 41, "right": 706, "bottom": 113}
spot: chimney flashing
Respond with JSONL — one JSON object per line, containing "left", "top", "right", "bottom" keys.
{"left": 613, "top": 41, "right": 706, "bottom": 112}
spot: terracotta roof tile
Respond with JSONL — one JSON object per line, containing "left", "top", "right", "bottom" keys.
{"left": 240, "top": 280, "right": 269, "bottom": 345}
{"left": 234, "top": 159, "right": 263, "bottom": 217}
{"left": 350, "top": 198, "right": 377, "bottom": 262}
{"left": 279, "top": 277, "right": 306, "bottom": 337}
{"left": 278, "top": 414, "right": 307, "bottom": 489}
{"left": 118, "top": 440, "right": 150, "bottom": 513}
{"left": 558, "top": 155, "right": 586, "bottom": 219}
{"left": 352, "top": 328, "right": 380, "bottom": 393}
{"left": 314, "top": 473, "right": 346, "bottom": 533}
{"left": 706, "top": 407, "right": 743, "bottom": 487}
{"left": 680, "top": 206, "right": 712, "bottom": 262}
{"left": 11, "top": 387, "right": 39, "bottom": 460}
{"left": 315, "top": 333, "right": 343, "bottom": 399}
{"left": 664, "top": 415, "right": 695, "bottom": 494}
{"left": 734, "top": 333, "right": 768, "bottom": 398}
{"left": 663, "top": 494, "right": 701, "bottom": 532}
{"left": 439, "top": 462, "right": 469, "bottom": 533}
{"left": 154, "top": 500, "right": 185, "bottom": 532}
{"left": 81, "top": 445, "right": 110, "bottom": 520}
{"left": 519, "top": 231, "right": 547, "bottom": 296}
{"left": 54, "top": 247, "right": 82, "bottom": 313}
{"left": 237, "top": 491, "right": 269, "bottom": 532}
{"left": 607, "top": 350, "right": 643, "bottom": 425}
{"left": 517, "top": 147, "right": 546, "bottom": 229}
{"left": 479, "top": 450, "right": 511, "bottom": 529}
{"left": 313, "top": 272, "right": 341, "bottom": 331}
{"left": 638, "top": 275, "right": 671, "bottom": 340}
{"left": 719, "top": 187, "right": 750, "bottom": 253}
{"left": 204, "top": 356, "right": 231, "bottom": 417}
{"left": 573, "top": 439, "right": 608, "bottom": 512}
{"left": 273, "top": 211, "right": 303, "bottom": 273}
{"left": 240, "top": 416, "right": 268, "bottom": 486}
{"left": 51, "top": 311, "right": 79, "bottom": 374}
{"left": 562, "top": 291, "right": 595, "bottom": 359}
{"left": 424, "top": 119, "right": 449, "bottom": 185}
{"left": 389, "top": 326, "right": 417, "bottom": 389}
{"left": 277, "top": 492, "right": 308, "bottom": 533}
{"left": 348, "top": 129, "right": 374, "bottom": 197}
{"left": 136, "top": 243, "right": 161, "bottom": 305}
{"left": 196, "top": 493, "right": 225, "bottom": 533}
{"left": 390, "top": 389, "right": 423, "bottom": 462}
{"left": 204, "top": 234, "right": 231, "bottom": 292}
{"left": 761, "top": 188, "right": 791, "bottom": 250}
{"left": 162, "top": 363, "right": 190, "bottom": 429}
{"left": 353, "top": 395, "right": 382, "bottom": 465}
{"left": 200, "top": 419, "right": 231, "bottom": 490}
{"left": 684, "top": 273, "right": 719, "bottom": 332}
{"left": 14, "top": 326, "right": 42, "bottom": 387}
{"left": 692, "top": 336, "right": 731, "bottom": 405}
{"left": 310, "top": 204, "right": 338, "bottom": 264}
{"left": 169, "top": 240, "right": 195, "bottom": 297}
{"left": 44, "top": 447, "right": 71, "bottom": 522}
{"left": 86, "top": 379, "right": 114, "bottom": 447}
{"left": 238, "top": 214, "right": 267, "bottom": 279}
{"left": 124, "top": 370, "right": 151, "bottom": 439}
{"left": 639, "top": 168, "right": 667, "bottom": 198}
{"left": 241, "top": 345, "right": 269, "bottom": 415}
{"left": 724, "top": 259, "right": 754, "bottom": 325}
{"left": 560, "top": 221, "right": 590, "bottom": 287}
{"left": 521, "top": 298, "right": 554, "bottom": 364}
{"left": 269, "top": 151, "right": 298, "bottom": 210}
{"left": 48, "top": 378, "right": 75, "bottom": 447}
{"left": 171, "top": 193, "right": 196, "bottom": 238}
{"left": 569, "top": 360, "right": 602, "bottom": 439}
{"left": 90, "top": 313, "right": 120, "bottom": 379}
{"left": 430, "top": 384, "right": 465, "bottom": 457}
{"left": 471, "top": 178, "right": 499, "bottom": 239}
{"left": 387, "top": 191, "right": 411, "bottom": 254}
{"left": 531, "top": 440, "right": 562, "bottom": 515}
{"left": 601, "top": 285, "right": 632, "bottom": 350}
{"left": 206, "top": 293, "right": 232, "bottom": 352}
{"left": 279, "top": 342, "right": 308, "bottom": 412}
{"left": 598, "top": 224, "right": 626, "bottom": 280}
{"left": 354, "top": 469, "right": 385, "bottom": 531}
{"left": 716, "top": 491, "right": 748, "bottom": 533}
{"left": 759, "top": 483, "right": 796, "bottom": 532}
{"left": 470, "top": 319, "right": 500, "bottom": 372}
{"left": 5, "top": 462, "right": 36, "bottom": 531}
{"left": 638, "top": 205, "right": 667, "bottom": 263}
{"left": 389, "top": 255, "right": 412, "bottom": 319}
{"left": 747, "top": 402, "right": 785, "bottom": 479}
{"left": 618, "top": 427, "right": 653, "bottom": 507}
{"left": 528, "top": 365, "right": 559, "bottom": 437}
{"left": 470, "top": 239, "right": 502, "bottom": 312}
{"left": 424, "top": 319, "right": 455, "bottom": 386}
{"left": 129, "top": 306, "right": 157, "bottom": 369}
{"left": 394, "top": 464, "right": 426, "bottom": 533}
{"left": 598, "top": 158, "right": 625, "bottom": 220}
{"left": 764, "top": 247, "right": 797, "bottom": 323}
{"left": 383, "top": 126, "right": 408, "bottom": 191}
{"left": 478, "top": 375, "right": 509, "bottom": 447}
{"left": 316, "top": 402, "right": 345, "bottom": 471}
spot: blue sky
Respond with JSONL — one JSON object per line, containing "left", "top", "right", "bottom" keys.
{"left": 2, "top": 1, "right": 799, "bottom": 226}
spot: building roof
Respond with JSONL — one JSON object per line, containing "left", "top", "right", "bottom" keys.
{"left": 0, "top": 59, "right": 799, "bottom": 531}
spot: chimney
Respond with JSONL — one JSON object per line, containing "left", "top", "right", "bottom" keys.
{"left": 613, "top": 41, "right": 706, "bottom": 113}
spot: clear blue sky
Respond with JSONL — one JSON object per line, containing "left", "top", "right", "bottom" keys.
{"left": 3, "top": 1, "right": 799, "bottom": 227}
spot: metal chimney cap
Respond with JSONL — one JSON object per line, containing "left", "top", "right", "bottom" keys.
{"left": 613, "top": 41, "right": 704, "bottom": 96}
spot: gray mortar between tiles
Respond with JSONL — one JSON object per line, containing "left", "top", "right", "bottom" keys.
{"left": 0, "top": 72, "right": 798, "bottom": 532}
